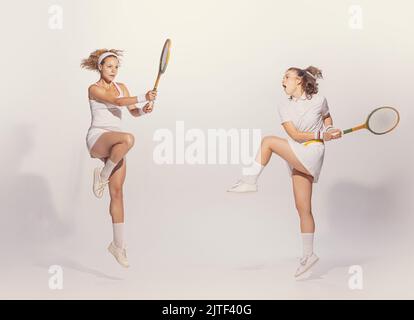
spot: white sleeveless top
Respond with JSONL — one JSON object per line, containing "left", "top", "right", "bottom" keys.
{"left": 88, "top": 82, "right": 124, "bottom": 130}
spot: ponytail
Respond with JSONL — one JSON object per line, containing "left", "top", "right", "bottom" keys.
{"left": 288, "top": 66, "right": 323, "bottom": 99}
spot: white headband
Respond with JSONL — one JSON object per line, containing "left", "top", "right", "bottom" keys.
{"left": 305, "top": 71, "right": 316, "bottom": 79}
{"left": 97, "top": 52, "right": 119, "bottom": 66}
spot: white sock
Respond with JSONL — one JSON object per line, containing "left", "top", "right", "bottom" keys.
{"left": 101, "top": 159, "right": 117, "bottom": 181}
{"left": 113, "top": 223, "right": 125, "bottom": 249}
{"left": 301, "top": 233, "right": 314, "bottom": 257}
{"left": 242, "top": 161, "right": 265, "bottom": 184}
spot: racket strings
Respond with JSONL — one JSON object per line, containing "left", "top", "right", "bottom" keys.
{"left": 159, "top": 40, "right": 171, "bottom": 74}
{"left": 367, "top": 107, "right": 399, "bottom": 134}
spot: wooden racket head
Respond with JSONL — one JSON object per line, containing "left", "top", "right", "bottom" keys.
{"left": 366, "top": 106, "right": 400, "bottom": 135}
{"left": 159, "top": 39, "right": 171, "bottom": 74}
{"left": 153, "top": 39, "right": 171, "bottom": 91}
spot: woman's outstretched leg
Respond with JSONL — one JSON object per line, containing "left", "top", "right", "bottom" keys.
{"left": 292, "top": 168, "right": 315, "bottom": 234}
{"left": 106, "top": 157, "right": 129, "bottom": 268}
{"left": 291, "top": 169, "right": 319, "bottom": 277}
{"left": 108, "top": 158, "right": 126, "bottom": 225}
{"left": 228, "top": 135, "right": 311, "bottom": 192}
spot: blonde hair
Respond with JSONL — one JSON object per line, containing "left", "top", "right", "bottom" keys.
{"left": 288, "top": 66, "right": 323, "bottom": 99}
{"left": 80, "top": 49, "right": 123, "bottom": 72}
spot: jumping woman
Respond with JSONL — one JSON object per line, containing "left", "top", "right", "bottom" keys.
{"left": 80, "top": 49, "right": 157, "bottom": 267}
{"left": 228, "top": 66, "right": 342, "bottom": 277}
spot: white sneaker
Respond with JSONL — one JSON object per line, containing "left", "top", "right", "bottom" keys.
{"left": 108, "top": 242, "right": 130, "bottom": 268}
{"left": 294, "top": 253, "right": 319, "bottom": 278}
{"left": 93, "top": 167, "right": 109, "bottom": 198}
{"left": 227, "top": 180, "right": 257, "bottom": 193}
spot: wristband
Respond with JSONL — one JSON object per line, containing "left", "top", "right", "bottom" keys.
{"left": 136, "top": 94, "right": 147, "bottom": 103}
{"left": 314, "top": 131, "right": 323, "bottom": 140}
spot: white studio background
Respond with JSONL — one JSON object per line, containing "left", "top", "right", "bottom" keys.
{"left": 0, "top": 0, "right": 413, "bottom": 298}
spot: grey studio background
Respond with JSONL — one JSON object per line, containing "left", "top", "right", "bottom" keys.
{"left": 0, "top": 0, "right": 413, "bottom": 299}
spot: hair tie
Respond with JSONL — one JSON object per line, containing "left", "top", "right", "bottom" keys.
{"left": 305, "top": 70, "right": 316, "bottom": 80}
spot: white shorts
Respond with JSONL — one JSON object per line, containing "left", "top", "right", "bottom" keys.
{"left": 286, "top": 138, "right": 325, "bottom": 183}
{"left": 86, "top": 126, "right": 122, "bottom": 159}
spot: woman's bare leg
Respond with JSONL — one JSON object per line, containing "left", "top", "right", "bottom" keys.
{"left": 90, "top": 131, "right": 134, "bottom": 182}
{"left": 229, "top": 135, "right": 312, "bottom": 191}
{"left": 105, "top": 157, "right": 129, "bottom": 265}
{"left": 90, "top": 131, "right": 135, "bottom": 164}
{"left": 255, "top": 136, "right": 311, "bottom": 175}
{"left": 105, "top": 156, "right": 127, "bottom": 251}
{"left": 107, "top": 157, "right": 126, "bottom": 224}
{"left": 292, "top": 167, "right": 318, "bottom": 277}
{"left": 292, "top": 168, "right": 314, "bottom": 233}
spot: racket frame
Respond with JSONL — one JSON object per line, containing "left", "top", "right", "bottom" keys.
{"left": 342, "top": 106, "right": 400, "bottom": 135}
{"left": 153, "top": 39, "right": 171, "bottom": 91}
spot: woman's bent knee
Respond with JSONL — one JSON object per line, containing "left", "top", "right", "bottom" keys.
{"left": 262, "top": 136, "right": 276, "bottom": 150}
{"left": 123, "top": 133, "right": 135, "bottom": 149}
{"left": 262, "top": 136, "right": 272, "bottom": 145}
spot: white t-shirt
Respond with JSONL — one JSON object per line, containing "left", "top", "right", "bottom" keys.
{"left": 278, "top": 93, "right": 330, "bottom": 133}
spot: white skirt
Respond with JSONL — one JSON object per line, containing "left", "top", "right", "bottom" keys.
{"left": 286, "top": 138, "right": 325, "bottom": 183}
{"left": 85, "top": 126, "right": 122, "bottom": 158}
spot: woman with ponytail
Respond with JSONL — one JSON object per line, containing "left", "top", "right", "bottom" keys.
{"left": 228, "top": 66, "right": 342, "bottom": 277}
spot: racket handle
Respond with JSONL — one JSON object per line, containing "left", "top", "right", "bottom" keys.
{"left": 154, "top": 73, "right": 161, "bottom": 91}
{"left": 343, "top": 124, "right": 367, "bottom": 135}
